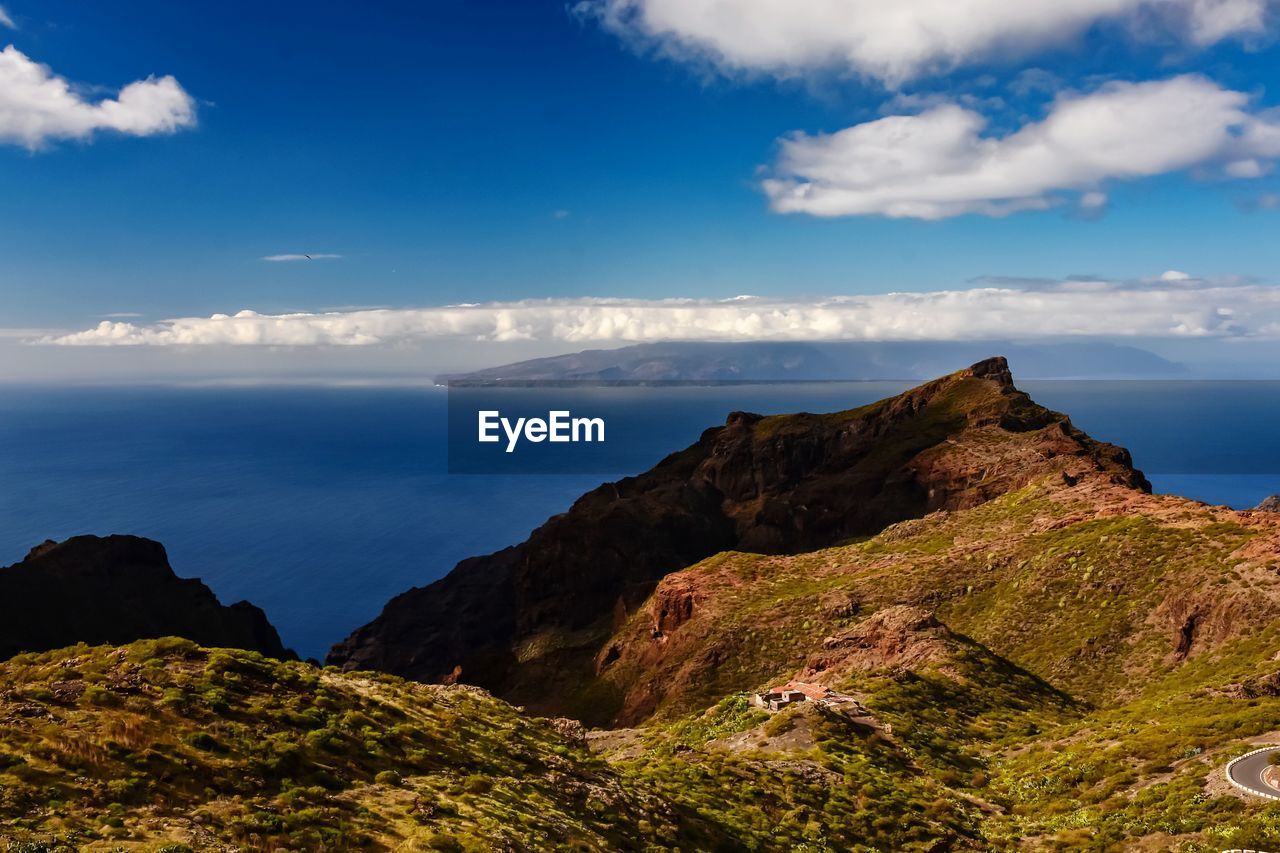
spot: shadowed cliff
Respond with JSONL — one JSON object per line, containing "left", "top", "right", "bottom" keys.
{"left": 0, "top": 534, "right": 292, "bottom": 661}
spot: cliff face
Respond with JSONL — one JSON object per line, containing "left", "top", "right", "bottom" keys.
{"left": 0, "top": 535, "right": 292, "bottom": 660}
{"left": 328, "top": 358, "right": 1149, "bottom": 713}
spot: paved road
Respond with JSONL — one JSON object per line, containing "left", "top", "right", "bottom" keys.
{"left": 1227, "top": 747, "right": 1280, "bottom": 798}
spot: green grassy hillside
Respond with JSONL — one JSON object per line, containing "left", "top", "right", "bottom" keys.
{"left": 579, "top": 474, "right": 1280, "bottom": 849}
{"left": 594, "top": 476, "right": 1280, "bottom": 721}
{"left": 7, "top": 473, "right": 1280, "bottom": 851}
{"left": 7, "top": 480, "right": 1280, "bottom": 851}
{"left": 0, "top": 639, "right": 703, "bottom": 852}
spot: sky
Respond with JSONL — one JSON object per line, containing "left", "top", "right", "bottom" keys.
{"left": 3, "top": 0, "right": 1280, "bottom": 378}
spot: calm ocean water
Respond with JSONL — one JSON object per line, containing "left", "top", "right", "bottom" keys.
{"left": 1, "top": 381, "right": 1277, "bottom": 660}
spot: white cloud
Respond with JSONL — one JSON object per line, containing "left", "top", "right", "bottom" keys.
{"left": 762, "top": 75, "right": 1280, "bottom": 219}
{"left": 577, "top": 0, "right": 1273, "bottom": 85}
{"left": 1078, "top": 191, "right": 1110, "bottom": 217}
{"left": 1225, "top": 157, "right": 1269, "bottom": 177}
{"left": 0, "top": 45, "right": 195, "bottom": 149}
{"left": 262, "top": 253, "right": 343, "bottom": 262}
{"left": 35, "top": 277, "right": 1280, "bottom": 346}
{"left": 0, "top": 6, "right": 15, "bottom": 29}
{"left": 1188, "top": 0, "right": 1270, "bottom": 42}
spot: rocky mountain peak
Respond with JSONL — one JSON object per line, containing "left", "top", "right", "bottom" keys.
{"left": 965, "top": 355, "right": 1016, "bottom": 388}
{"left": 329, "top": 360, "right": 1149, "bottom": 716}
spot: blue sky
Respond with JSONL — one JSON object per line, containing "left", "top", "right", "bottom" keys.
{"left": 3, "top": 0, "right": 1280, "bottom": 375}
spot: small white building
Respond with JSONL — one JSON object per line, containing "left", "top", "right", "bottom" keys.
{"left": 752, "top": 686, "right": 808, "bottom": 711}
{"left": 751, "top": 680, "right": 852, "bottom": 712}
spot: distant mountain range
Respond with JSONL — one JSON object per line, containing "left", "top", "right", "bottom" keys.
{"left": 445, "top": 340, "right": 1186, "bottom": 382}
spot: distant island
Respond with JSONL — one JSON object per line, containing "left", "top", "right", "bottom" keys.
{"left": 444, "top": 340, "right": 1186, "bottom": 383}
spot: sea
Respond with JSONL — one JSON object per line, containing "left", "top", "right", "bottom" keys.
{"left": 1, "top": 380, "right": 1277, "bottom": 660}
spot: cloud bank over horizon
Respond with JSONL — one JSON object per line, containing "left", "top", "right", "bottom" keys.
{"left": 764, "top": 75, "right": 1280, "bottom": 219}
{"left": 578, "top": 0, "right": 1272, "bottom": 85}
{"left": 36, "top": 275, "right": 1280, "bottom": 347}
{"left": 0, "top": 44, "right": 195, "bottom": 149}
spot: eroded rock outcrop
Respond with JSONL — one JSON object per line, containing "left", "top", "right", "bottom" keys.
{"left": 0, "top": 535, "right": 292, "bottom": 660}
{"left": 329, "top": 358, "right": 1149, "bottom": 716}
{"left": 802, "top": 606, "right": 955, "bottom": 679}
{"left": 650, "top": 578, "right": 702, "bottom": 641}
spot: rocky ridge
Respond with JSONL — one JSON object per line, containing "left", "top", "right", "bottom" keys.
{"left": 330, "top": 357, "right": 1149, "bottom": 720}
